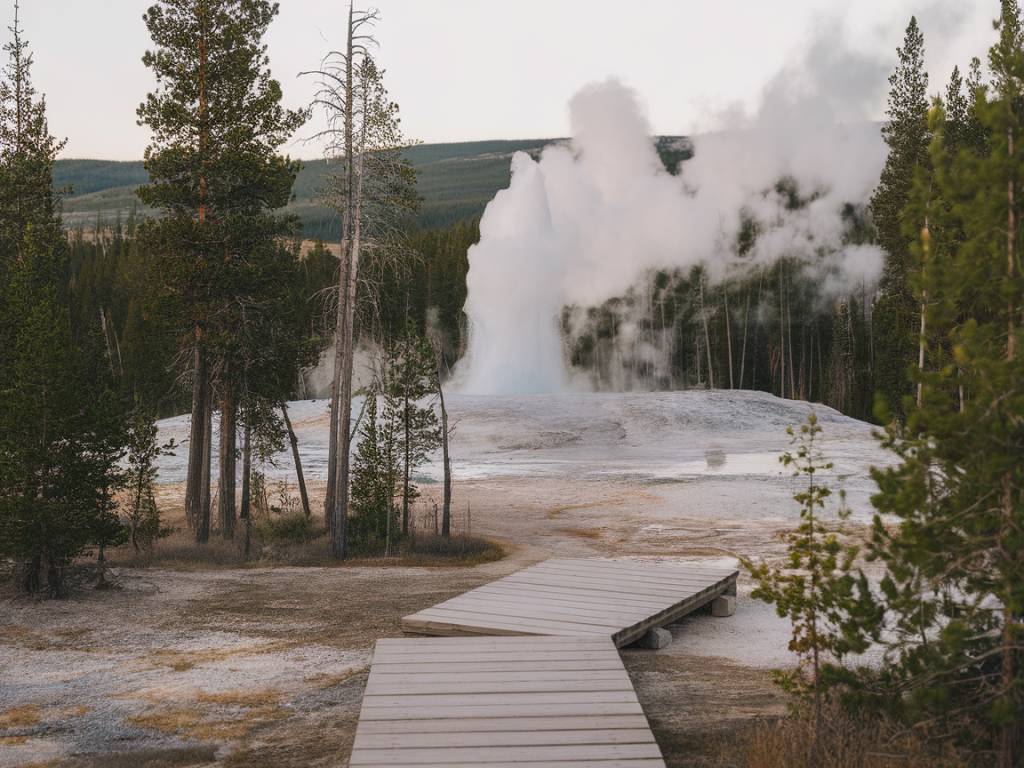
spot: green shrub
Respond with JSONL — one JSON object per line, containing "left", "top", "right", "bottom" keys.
{"left": 255, "top": 512, "right": 320, "bottom": 545}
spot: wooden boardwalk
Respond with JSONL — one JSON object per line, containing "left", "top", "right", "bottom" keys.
{"left": 349, "top": 635, "right": 666, "bottom": 767}
{"left": 349, "top": 558, "right": 738, "bottom": 766}
{"left": 401, "top": 558, "right": 738, "bottom": 647}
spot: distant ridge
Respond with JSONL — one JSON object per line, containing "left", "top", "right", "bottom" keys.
{"left": 55, "top": 137, "right": 690, "bottom": 236}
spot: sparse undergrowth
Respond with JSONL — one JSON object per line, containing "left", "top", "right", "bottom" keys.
{"left": 711, "top": 700, "right": 973, "bottom": 768}
{"left": 101, "top": 516, "right": 503, "bottom": 571}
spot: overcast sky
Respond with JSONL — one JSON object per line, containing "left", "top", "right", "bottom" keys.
{"left": 17, "top": 0, "right": 997, "bottom": 160}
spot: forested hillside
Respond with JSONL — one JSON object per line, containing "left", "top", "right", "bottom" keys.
{"left": 57, "top": 136, "right": 692, "bottom": 235}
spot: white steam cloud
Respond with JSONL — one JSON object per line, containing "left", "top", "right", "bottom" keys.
{"left": 455, "top": 25, "right": 889, "bottom": 395}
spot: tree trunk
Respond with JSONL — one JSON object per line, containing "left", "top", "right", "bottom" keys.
{"left": 786, "top": 271, "right": 796, "bottom": 399}
{"left": 723, "top": 286, "right": 734, "bottom": 389}
{"left": 699, "top": 275, "right": 714, "bottom": 389}
{"left": 196, "top": 388, "right": 213, "bottom": 544}
{"left": 778, "top": 262, "right": 786, "bottom": 399}
{"left": 185, "top": 339, "right": 207, "bottom": 532}
{"left": 438, "top": 376, "right": 452, "bottom": 538}
{"left": 402, "top": 394, "right": 411, "bottom": 536}
{"left": 218, "top": 386, "right": 237, "bottom": 538}
{"left": 241, "top": 422, "right": 252, "bottom": 560}
{"left": 738, "top": 282, "right": 751, "bottom": 389}
{"left": 281, "top": 402, "right": 311, "bottom": 518}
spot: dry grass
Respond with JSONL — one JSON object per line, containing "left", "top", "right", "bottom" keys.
{"left": 0, "top": 704, "right": 42, "bottom": 728}
{"left": 105, "top": 525, "right": 504, "bottom": 570}
{"left": 560, "top": 526, "right": 603, "bottom": 540}
{"left": 398, "top": 534, "right": 505, "bottom": 566}
{"left": 0, "top": 735, "right": 29, "bottom": 746}
{"left": 128, "top": 695, "right": 289, "bottom": 744}
{"left": 303, "top": 668, "right": 364, "bottom": 689}
{"left": 141, "top": 640, "right": 296, "bottom": 672}
{"left": 719, "top": 702, "right": 972, "bottom": 768}
{"left": 194, "top": 689, "right": 281, "bottom": 707}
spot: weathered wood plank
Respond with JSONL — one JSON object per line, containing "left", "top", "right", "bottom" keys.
{"left": 348, "top": 742, "right": 664, "bottom": 765}
{"left": 353, "top": 727, "right": 656, "bottom": 749}
{"left": 354, "top": 714, "right": 652, "bottom": 733}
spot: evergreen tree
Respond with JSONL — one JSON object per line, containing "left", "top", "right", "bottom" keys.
{"left": 382, "top": 323, "right": 441, "bottom": 536}
{"left": 871, "top": 17, "right": 930, "bottom": 419}
{"left": 0, "top": 3, "right": 127, "bottom": 596}
{"left": 348, "top": 390, "right": 399, "bottom": 554}
{"left": 123, "top": 405, "right": 172, "bottom": 554}
{"left": 138, "top": 0, "right": 306, "bottom": 542}
{"left": 864, "top": 5, "right": 1024, "bottom": 762}
{"left": 744, "top": 414, "right": 871, "bottom": 757}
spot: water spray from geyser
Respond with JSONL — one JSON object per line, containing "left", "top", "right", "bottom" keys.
{"left": 454, "top": 79, "right": 886, "bottom": 395}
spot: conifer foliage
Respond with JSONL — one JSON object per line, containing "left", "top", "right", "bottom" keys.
{"left": 871, "top": 16, "right": 931, "bottom": 419}
{"left": 0, "top": 3, "right": 127, "bottom": 596}
{"left": 862, "top": 5, "right": 1024, "bottom": 763}
{"left": 137, "top": 0, "right": 307, "bottom": 544}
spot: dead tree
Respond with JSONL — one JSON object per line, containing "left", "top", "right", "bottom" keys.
{"left": 305, "top": 6, "right": 416, "bottom": 559}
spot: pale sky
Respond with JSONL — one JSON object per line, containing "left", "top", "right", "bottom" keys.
{"left": 16, "top": 0, "right": 997, "bottom": 160}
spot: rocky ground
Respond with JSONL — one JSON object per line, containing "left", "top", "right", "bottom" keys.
{"left": 0, "top": 391, "right": 890, "bottom": 767}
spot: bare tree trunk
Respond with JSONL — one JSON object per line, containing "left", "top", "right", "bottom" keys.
{"left": 402, "top": 394, "right": 411, "bottom": 536}
{"left": 723, "top": 286, "right": 734, "bottom": 389}
{"left": 699, "top": 274, "right": 715, "bottom": 389}
{"left": 241, "top": 422, "right": 252, "bottom": 560}
{"left": 739, "top": 281, "right": 751, "bottom": 389}
{"left": 438, "top": 375, "right": 452, "bottom": 538}
{"left": 197, "top": 393, "right": 213, "bottom": 543}
{"left": 185, "top": 340, "right": 206, "bottom": 532}
{"left": 786, "top": 272, "right": 796, "bottom": 399}
{"left": 281, "top": 403, "right": 311, "bottom": 518}
{"left": 218, "top": 387, "right": 236, "bottom": 539}
{"left": 778, "top": 262, "right": 786, "bottom": 399}
{"left": 327, "top": 4, "right": 360, "bottom": 560}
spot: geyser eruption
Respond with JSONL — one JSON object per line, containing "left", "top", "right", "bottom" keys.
{"left": 456, "top": 69, "right": 887, "bottom": 395}
{"left": 459, "top": 153, "right": 567, "bottom": 394}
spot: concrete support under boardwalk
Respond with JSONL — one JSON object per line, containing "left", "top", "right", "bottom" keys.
{"left": 637, "top": 627, "right": 672, "bottom": 649}
{"left": 711, "top": 595, "right": 736, "bottom": 617}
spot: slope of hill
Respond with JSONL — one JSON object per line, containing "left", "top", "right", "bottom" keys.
{"left": 56, "top": 139, "right": 556, "bottom": 236}
{"left": 55, "top": 137, "right": 691, "bottom": 236}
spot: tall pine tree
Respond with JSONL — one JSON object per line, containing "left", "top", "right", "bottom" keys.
{"left": 0, "top": 3, "right": 127, "bottom": 596}
{"left": 871, "top": 17, "right": 930, "bottom": 420}
{"left": 137, "top": 0, "right": 306, "bottom": 542}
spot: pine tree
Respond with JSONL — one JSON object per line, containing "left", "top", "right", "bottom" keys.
{"left": 138, "top": 0, "right": 306, "bottom": 543}
{"left": 123, "top": 405, "right": 172, "bottom": 554}
{"left": 864, "top": 5, "right": 1024, "bottom": 762}
{"left": 381, "top": 323, "right": 441, "bottom": 536}
{"left": 871, "top": 17, "right": 930, "bottom": 419}
{"left": 0, "top": 2, "right": 127, "bottom": 596}
{"left": 349, "top": 390, "right": 398, "bottom": 554}
{"left": 744, "top": 414, "right": 870, "bottom": 758}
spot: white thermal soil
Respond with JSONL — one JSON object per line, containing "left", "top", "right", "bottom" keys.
{"left": 156, "top": 389, "right": 887, "bottom": 521}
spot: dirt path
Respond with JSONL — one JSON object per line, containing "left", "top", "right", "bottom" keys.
{"left": 2, "top": 467, "right": 814, "bottom": 767}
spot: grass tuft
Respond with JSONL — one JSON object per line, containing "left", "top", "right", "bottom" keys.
{"left": 0, "top": 704, "right": 42, "bottom": 728}
{"left": 718, "top": 699, "right": 972, "bottom": 768}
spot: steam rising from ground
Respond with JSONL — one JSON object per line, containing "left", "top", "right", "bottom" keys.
{"left": 456, "top": 34, "right": 888, "bottom": 395}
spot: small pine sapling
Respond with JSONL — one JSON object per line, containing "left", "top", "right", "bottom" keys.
{"left": 744, "top": 413, "right": 869, "bottom": 753}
